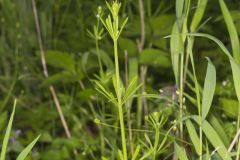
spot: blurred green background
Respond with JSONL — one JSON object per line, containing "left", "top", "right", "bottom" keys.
{"left": 0, "top": 0, "right": 240, "bottom": 159}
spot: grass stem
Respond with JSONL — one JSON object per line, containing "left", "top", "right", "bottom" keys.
{"left": 114, "top": 40, "right": 128, "bottom": 160}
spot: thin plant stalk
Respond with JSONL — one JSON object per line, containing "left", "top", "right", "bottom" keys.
{"left": 188, "top": 37, "right": 202, "bottom": 159}
{"left": 31, "top": 0, "right": 72, "bottom": 139}
{"left": 237, "top": 141, "right": 240, "bottom": 160}
{"left": 114, "top": 40, "right": 128, "bottom": 160}
{"left": 95, "top": 19, "right": 103, "bottom": 75}
{"left": 153, "top": 127, "right": 160, "bottom": 160}
{"left": 179, "top": 53, "right": 184, "bottom": 140}
{"left": 125, "top": 51, "right": 134, "bottom": 155}
{"left": 87, "top": 6, "right": 104, "bottom": 76}
{"left": 137, "top": 0, "right": 148, "bottom": 128}
{"left": 237, "top": 103, "right": 240, "bottom": 159}
{"left": 31, "top": 0, "right": 77, "bottom": 156}
{"left": 99, "top": 2, "right": 129, "bottom": 159}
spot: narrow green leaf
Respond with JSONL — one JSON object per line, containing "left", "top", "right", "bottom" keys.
{"left": 16, "top": 135, "right": 40, "bottom": 160}
{"left": 170, "top": 22, "right": 184, "bottom": 86}
{"left": 187, "top": 37, "right": 201, "bottom": 114}
{"left": 205, "top": 141, "right": 210, "bottom": 160}
{"left": 105, "top": 1, "right": 113, "bottom": 15}
{"left": 122, "top": 76, "right": 142, "bottom": 104}
{"left": 139, "top": 148, "right": 154, "bottom": 160}
{"left": 209, "top": 115, "right": 230, "bottom": 147}
{"left": 230, "top": 59, "right": 240, "bottom": 101}
{"left": 174, "top": 142, "right": 189, "bottom": 160}
{"left": 185, "top": 120, "right": 201, "bottom": 155}
{"left": 187, "top": 33, "right": 232, "bottom": 58}
{"left": 106, "top": 15, "right": 114, "bottom": 38}
{"left": 176, "top": 0, "right": 185, "bottom": 20}
{"left": 188, "top": 33, "right": 240, "bottom": 104}
{"left": 118, "top": 17, "right": 128, "bottom": 38}
{"left": 0, "top": 100, "right": 17, "bottom": 160}
{"left": 118, "top": 149, "right": 124, "bottom": 160}
{"left": 219, "top": 0, "right": 240, "bottom": 63}
{"left": 94, "top": 80, "right": 117, "bottom": 105}
{"left": 201, "top": 58, "right": 216, "bottom": 121}
{"left": 191, "top": 116, "right": 232, "bottom": 160}
{"left": 144, "top": 133, "right": 153, "bottom": 148}
{"left": 190, "top": 0, "right": 208, "bottom": 32}
{"left": 131, "top": 145, "right": 141, "bottom": 160}
{"left": 202, "top": 121, "right": 231, "bottom": 160}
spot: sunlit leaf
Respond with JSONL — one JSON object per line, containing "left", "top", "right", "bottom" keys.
{"left": 175, "top": 142, "right": 189, "bottom": 160}
{"left": 201, "top": 58, "right": 216, "bottom": 121}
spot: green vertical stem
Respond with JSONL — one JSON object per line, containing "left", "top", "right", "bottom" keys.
{"left": 153, "top": 126, "right": 160, "bottom": 160}
{"left": 96, "top": 18, "right": 103, "bottom": 75}
{"left": 237, "top": 103, "right": 240, "bottom": 138}
{"left": 237, "top": 138, "right": 240, "bottom": 160}
{"left": 179, "top": 53, "right": 184, "bottom": 140}
{"left": 138, "top": 0, "right": 147, "bottom": 127}
{"left": 114, "top": 40, "right": 127, "bottom": 160}
{"left": 125, "top": 51, "right": 134, "bottom": 156}
{"left": 188, "top": 37, "right": 202, "bottom": 159}
{"left": 236, "top": 103, "right": 240, "bottom": 159}
{"left": 137, "top": 93, "right": 143, "bottom": 128}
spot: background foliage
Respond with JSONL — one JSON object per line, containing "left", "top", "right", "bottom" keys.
{"left": 0, "top": 0, "right": 240, "bottom": 159}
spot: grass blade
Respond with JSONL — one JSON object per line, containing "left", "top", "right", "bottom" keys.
{"left": 209, "top": 115, "right": 230, "bottom": 147}
{"left": 174, "top": 142, "right": 189, "bottom": 160}
{"left": 188, "top": 33, "right": 232, "bottom": 57}
{"left": 192, "top": 116, "right": 232, "bottom": 160}
{"left": 0, "top": 100, "right": 17, "bottom": 160}
{"left": 131, "top": 145, "right": 141, "bottom": 160}
{"left": 176, "top": 0, "right": 185, "bottom": 21}
{"left": 186, "top": 120, "right": 201, "bottom": 155}
{"left": 170, "top": 22, "right": 184, "bottom": 86}
{"left": 190, "top": 0, "right": 208, "bottom": 32}
{"left": 16, "top": 135, "right": 40, "bottom": 160}
{"left": 201, "top": 58, "right": 216, "bottom": 121}
{"left": 230, "top": 59, "right": 240, "bottom": 101}
{"left": 219, "top": 0, "right": 240, "bottom": 63}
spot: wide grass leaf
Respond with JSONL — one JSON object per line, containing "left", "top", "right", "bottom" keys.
{"left": 201, "top": 58, "right": 216, "bottom": 121}
{"left": 174, "top": 142, "right": 189, "bottom": 160}
{"left": 209, "top": 115, "right": 230, "bottom": 147}
{"left": 170, "top": 22, "right": 183, "bottom": 86}
{"left": 192, "top": 116, "right": 232, "bottom": 160}
{"left": 219, "top": 0, "right": 240, "bottom": 63}
{"left": 185, "top": 120, "right": 201, "bottom": 155}
{"left": 190, "top": 0, "right": 208, "bottom": 31}
{"left": 230, "top": 59, "right": 240, "bottom": 101}
{"left": 176, "top": 0, "right": 184, "bottom": 21}
{"left": 187, "top": 33, "right": 232, "bottom": 58}
{"left": 187, "top": 33, "right": 240, "bottom": 103}
{"left": 0, "top": 100, "right": 16, "bottom": 160}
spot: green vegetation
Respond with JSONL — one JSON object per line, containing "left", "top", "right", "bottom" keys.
{"left": 0, "top": 0, "right": 240, "bottom": 159}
